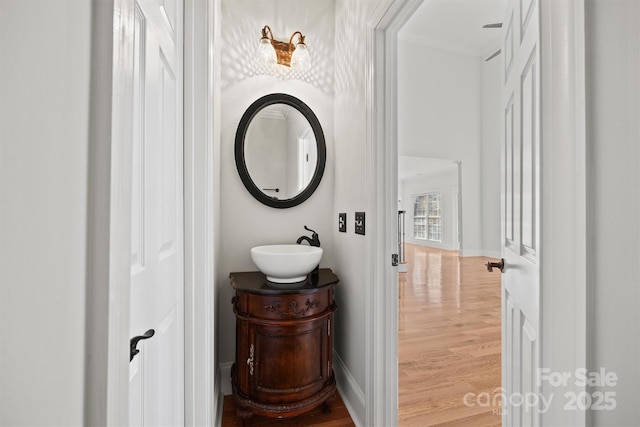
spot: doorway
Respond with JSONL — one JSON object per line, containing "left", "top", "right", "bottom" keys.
{"left": 396, "top": 0, "right": 504, "bottom": 424}
{"left": 128, "top": 0, "right": 185, "bottom": 424}
{"left": 369, "top": 0, "right": 587, "bottom": 424}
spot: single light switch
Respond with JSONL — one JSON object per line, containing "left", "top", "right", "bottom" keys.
{"left": 355, "top": 212, "right": 365, "bottom": 235}
{"left": 339, "top": 213, "right": 347, "bottom": 232}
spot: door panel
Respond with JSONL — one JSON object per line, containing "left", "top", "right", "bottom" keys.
{"left": 505, "top": 97, "right": 514, "bottom": 247}
{"left": 501, "top": 0, "right": 540, "bottom": 424}
{"left": 520, "top": 50, "right": 537, "bottom": 255}
{"left": 255, "top": 326, "right": 324, "bottom": 393}
{"left": 129, "top": 0, "right": 184, "bottom": 425}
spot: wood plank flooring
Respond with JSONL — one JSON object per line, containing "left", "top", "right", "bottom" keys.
{"left": 221, "top": 244, "right": 501, "bottom": 426}
{"left": 220, "top": 393, "right": 355, "bottom": 427}
{"left": 398, "top": 244, "right": 502, "bottom": 426}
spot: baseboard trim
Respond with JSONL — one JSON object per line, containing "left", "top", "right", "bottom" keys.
{"left": 219, "top": 362, "right": 233, "bottom": 396}
{"left": 333, "top": 351, "right": 365, "bottom": 427}
{"left": 214, "top": 365, "right": 224, "bottom": 426}
{"left": 461, "top": 249, "right": 501, "bottom": 258}
{"left": 406, "top": 240, "right": 456, "bottom": 251}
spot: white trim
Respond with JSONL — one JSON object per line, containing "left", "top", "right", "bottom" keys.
{"left": 483, "top": 250, "right": 502, "bottom": 259}
{"left": 397, "top": 32, "right": 501, "bottom": 60}
{"left": 104, "top": 0, "right": 135, "bottom": 419}
{"left": 401, "top": 167, "right": 458, "bottom": 182}
{"left": 333, "top": 352, "right": 365, "bottom": 427}
{"left": 397, "top": 32, "right": 481, "bottom": 57}
{"left": 461, "top": 249, "right": 502, "bottom": 258}
{"left": 214, "top": 364, "right": 228, "bottom": 426}
{"left": 452, "top": 186, "right": 460, "bottom": 251}
{"left": 219, "top": 362, "right": 233, "bottom": 396}
{"left": 366, "top": 1, "right": 423, "bottom": 426}
{"left": 214, "top": 388, "right": 224, "bottom": 427}
{"left": 456, "top": 161, "right": 464, "bottom": 253}
{"left": 539, "top": 0, "right": 587, "bottom": 425}
{"left": 85, "top": 0, "right": 134, "bottom": 424}
{"left": 184, "top": 0, "right": 219, "bottom": 425}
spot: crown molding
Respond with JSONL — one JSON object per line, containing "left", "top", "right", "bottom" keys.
{"left": 398, "top": 32, "right": 480, "bottom": 56}
{"left": 398, "top": 31, "right": 501, "bottom": 60}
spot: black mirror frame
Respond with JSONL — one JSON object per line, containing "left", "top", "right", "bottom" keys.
{"left": 234, "top": 93, "right": 326, "bottom": 209}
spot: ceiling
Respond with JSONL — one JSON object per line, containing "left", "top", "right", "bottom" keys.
{"left": 399, "top": 0, "right": 507, "bottom": 56}
{"left": 397, "top": 0, "right": 506, "bottom": 180}
{"left": 398, "top": 156, "right": 458, "bottom": 181}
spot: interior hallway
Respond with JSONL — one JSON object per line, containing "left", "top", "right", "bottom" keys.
{"left": 398, "top": 244, "right": 502, "bottom": 426}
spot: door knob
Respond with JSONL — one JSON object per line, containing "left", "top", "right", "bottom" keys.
{"left": 486, "top": 258, "right": 505, "bottom": 273}
{"left": 130, "top": 329, "right": 155, "bottom": 362}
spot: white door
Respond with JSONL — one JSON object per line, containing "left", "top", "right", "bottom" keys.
{"left": 501, "top": 0, "right": 540, "bottom": 425}
{"left": 129, "top": 0, "right": 184, "bottom": 425}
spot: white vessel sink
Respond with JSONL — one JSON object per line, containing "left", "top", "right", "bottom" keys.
{"left": 250, "top": 244, "right": 323, "bottom": 283}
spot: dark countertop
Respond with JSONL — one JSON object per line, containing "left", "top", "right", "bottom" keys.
{"left": 229, "top": 268, "right": 339, "bottom": 295}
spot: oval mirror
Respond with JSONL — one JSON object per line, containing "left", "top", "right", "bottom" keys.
{"left": 235, "top": 93, "right": 326, "bottom": 208}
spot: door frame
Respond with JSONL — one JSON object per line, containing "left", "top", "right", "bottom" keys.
{"left": 367, "top": 0, "right": 588, "bottom": 425}
{"left": 364, "top": 1, "right": 423, "bottom": 425}
{"left": 84, "top": 0, "right": 219, "bottom": 425}
{"left": 183, "top": 0, "right": 221, "bottom": 425}
{"left": 452, "top": 185, "right": 460, "bottom": 251}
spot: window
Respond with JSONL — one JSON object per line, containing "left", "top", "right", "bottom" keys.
{"left": 413, "top": 193, "right": 441, "bottom": 242}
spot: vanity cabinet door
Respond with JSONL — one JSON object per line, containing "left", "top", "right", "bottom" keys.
{"left": 248, "top": 315, "right": 333, "bottom": 404}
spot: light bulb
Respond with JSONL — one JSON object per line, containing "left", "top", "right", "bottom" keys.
{"left": 290, "top": 42, "right": 311, "bottom": 71}
{"left": 256, "top": 37, "right": 277, "bottom": 65}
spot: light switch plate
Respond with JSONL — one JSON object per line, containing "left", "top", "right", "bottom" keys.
{"left": 339, "top": 213, "right": 347, "bottom": 232}
{"left": 355, "top": 212, "right": 365, "bottom": 235}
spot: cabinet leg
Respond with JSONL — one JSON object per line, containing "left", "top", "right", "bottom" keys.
{"left": 321, "top": 390, "right": 337, "bottom": 414}
{"left": 236, "top": 407, "right": 253, "bottom": 427}
{"left": 321, "top": 401, "right": 332, "bottom": 414}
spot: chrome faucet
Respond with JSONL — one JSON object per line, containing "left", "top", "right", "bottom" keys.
{"left": 296, "top": 225, "right": 320, "bottom": 247}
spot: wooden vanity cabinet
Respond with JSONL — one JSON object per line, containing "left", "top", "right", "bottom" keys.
{"left": 230, "top": 269, "right": 338, "bottom": 423}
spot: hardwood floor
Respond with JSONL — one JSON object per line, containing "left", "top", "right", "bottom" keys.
{"left": 221, "top": 244, "right": 501, "bottom": 426}
{"left": 398, "top": 244, "right": 502, "bottom": 426}
{"left": 221, "top": 393, "right": 355, "bottom": 426}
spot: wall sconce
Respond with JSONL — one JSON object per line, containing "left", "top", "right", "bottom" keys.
{"left": 256, "top": 25, "right": 311, "bottom": 71}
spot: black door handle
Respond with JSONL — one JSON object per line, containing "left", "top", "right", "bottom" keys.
{"left": 486, "top": 258, "right": 505, "bottom": 273}
{"left": 130, "top": 329, "right": 155, "bottom": 362}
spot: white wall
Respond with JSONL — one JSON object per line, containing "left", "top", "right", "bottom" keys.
{"left": 398, "top": 39, "right": 502, "bottom": 257}
{"left": 217, "top": 0, "right": 335, "bottom": 366}
{"left": 332, "top": 0, "right": 381, "bottom": 420}
{"left": 398, "top": 41, "right": 484, "bottom": 255}
{"left": 586, "top": 0, "right": 640, "bottom": 423}
{"left": 402, "top": 169, "right": 459, "bottom": 250}
{"left": 0, "top": 1, "right": 91, "bottom": 424}
{"left": 481, "top": 51, "right": 501, "bottom": 257}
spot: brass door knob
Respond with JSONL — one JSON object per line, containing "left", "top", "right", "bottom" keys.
{"left": 486, "top": 258, "right": 505, "bottom": 273}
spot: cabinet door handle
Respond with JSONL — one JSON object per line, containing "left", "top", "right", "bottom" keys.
{"left": 247, "top": 344, "right": 255, "bottom": 376}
